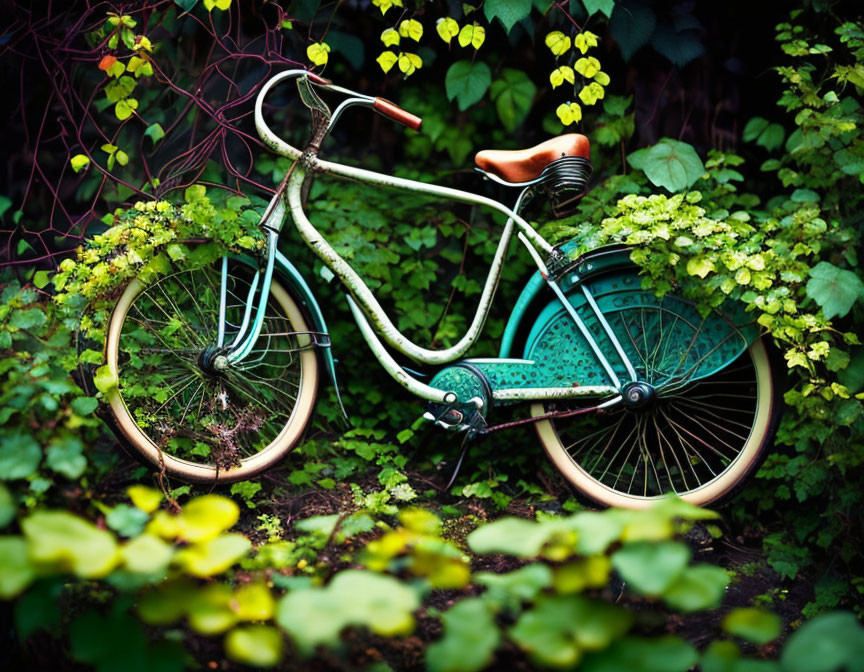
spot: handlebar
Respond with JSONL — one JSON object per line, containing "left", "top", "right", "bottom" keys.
{"left": 373, "top": 97, "right": 423, "bottom": 131}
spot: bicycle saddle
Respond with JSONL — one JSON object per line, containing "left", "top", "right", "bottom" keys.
{"left": 474, "top": 134, "right": 591, "bottom": 183}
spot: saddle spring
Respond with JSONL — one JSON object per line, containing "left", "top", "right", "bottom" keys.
{"left": 535, "top": 155, "right": 593, "bottom": 218}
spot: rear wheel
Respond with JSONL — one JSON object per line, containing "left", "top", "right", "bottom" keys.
{"left": 532, "top": 301, "right": 775, "bottom": 509}
{"left": 103, "top": 252, "right": 319, "bottom": 483}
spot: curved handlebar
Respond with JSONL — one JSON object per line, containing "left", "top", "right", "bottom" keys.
{"left": 373, "top": 98, "right": 423, "bottom": 131}
{"left": 255, "top": 70, "right": 423, "bottom": 160}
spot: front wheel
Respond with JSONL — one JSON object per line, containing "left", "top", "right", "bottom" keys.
{"left": 532, "top": 333, "right": 776, "bottom": 509}
{"left": 103, "top": 251, "right": 319, "bottom": 483}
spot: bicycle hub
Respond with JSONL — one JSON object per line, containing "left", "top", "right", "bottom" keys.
{"left": 622, "top": 381, "right": 655, "bottom": 409}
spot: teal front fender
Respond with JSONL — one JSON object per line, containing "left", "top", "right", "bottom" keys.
{"left": 273, "top": 249, "right": 344, "bottom": 414}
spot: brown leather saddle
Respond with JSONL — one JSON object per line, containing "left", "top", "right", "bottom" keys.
{"left": 474, "top": 134, "right": 591, "bottom": 183}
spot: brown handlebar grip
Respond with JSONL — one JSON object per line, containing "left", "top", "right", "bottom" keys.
{"left": 373, "top": 98, "right": 423, "bottom": 131}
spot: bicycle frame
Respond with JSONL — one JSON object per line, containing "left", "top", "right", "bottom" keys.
{"left": 220, "top": 70, "right": 639, "bottom": 407}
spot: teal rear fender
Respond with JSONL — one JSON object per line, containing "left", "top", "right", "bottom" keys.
{"left": 273, "top": 249, "right": 345, "bottom": 415}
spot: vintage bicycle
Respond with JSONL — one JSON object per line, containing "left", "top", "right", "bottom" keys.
{"left": 100, "top": 70, "right": 777, "bottom": 508}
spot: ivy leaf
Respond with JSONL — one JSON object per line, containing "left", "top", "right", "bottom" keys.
{"left": 0, "top": 433, "right": 42, "bottom": 480}
{"left": 398, "top": 19, "right": 423, "bottom": 41}
{"left": 377, "top": 50, "right": 398, "bottom": 73}
{"left": 144, "top": 123, "right": 165, "bottom": 145}
{"left": 627, "top": 138, "right": 705, "bottom": 192}
{"left": 426, "top": 598, "right": 500, "bottom": 672}
{"left": 114, "top": 98, "right": 139, "bottom": 121}
{"left": 45, "top": 436, "right": 87, "bottom": 479}
{"left": 610, "top": 0, "right": 656, "bottom": 61}
{"left": 22, "top": 511, "right": 119, "bottom": 577}
{"left": 806, "top": 262, "right": 864, "bottom": 320}
{"left": 70, "top": 154, "right": 90, "bottom": 173}
{"left": 276, "top": 570, "right": 420, "bottom": 654}
{"left": 582, "top": 0, "right": 616, "bottom": 18}
{"left": 780, "top": 611, "right": 864, "bottom": 672}
{"left": 722, "top": 608, "right": 782, "bottom": 645}
{"left": 483, "top": 0, "right": 532, "bottom": 33}
{"left": 436, "top": 17, "right": 460, "bottom": 44}
{"left": 489, "top": 69, "right": 537, "bottom": 131}
{"left": 106, "top": 504, "right": 150, "bottom": 538}
{"left": 226, "top": 625, "right": 284, "bottom": 668}
{"left": 545, "top": 31, "right": 571, "bottom": 56}
{"left": 381, "top": 28, "right": 400, "bottom": 47}
{"left": 457, "top": 23, "right": 485, "bottom": 49}
{"left": 0, "top": 537, "right": 35, "bottom": 598}
{"left": 611, "top": 541, "right": 690, "bottom": 595}
{"left": 445, "top": 60, "right": 491, "bottom": 111}
{"left": 306, "top": 42, "right": 330, "bottom": 67}
{"left": 662, "top": 565, "right": 729, "bottom": 612}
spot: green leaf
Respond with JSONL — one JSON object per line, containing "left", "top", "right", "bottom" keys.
{"left": 70, "top": 154, "right": 90, "bottom": 173}
{"left": 838, "top": 350, "right": 864, "bottom": 394}
{"left": 581, "top": 636, "right": 697, "bottom": 672}
{"left": 627, "top": 139, "right": 705, "bottom": 192}
{"left": 483, "top": 0, "right": 532, "bottom": 32}
{"left": 467, "top": 516, "right": 562, "bottom": 557}
{"left": 106, "top": 504, "right": 150, "bottom": 537}
{"left": 0, "top": 483, "right": 14, "bottom": 529}
{"left": 445, "top": 61, "right": 492, "bottom": 111}
{"left": 489, "top": 69, "right": 537, "bottom": 131}
{"left": 70, "top": 396, "right": 99, "bottom": 415}
{"left": 651, "top": 21, "right": 705, "bottom": 67}
{"left": 662, "top": 564, "right": 729, "bottom": 612}
{"left": 22, "top": 511, "right": 118, "bottom": 577}
{"left": 609, "top": 0, "right": 656, "bottom": 61}
{"left": 426, "top": 598, "right": 500, "bottom": 672}
{"left": 743, "top": 117, "right": 770, "bottom": 142}
{"left": 114, "top": 98, "right": 139, "bottom": 120}
{"left": 185, "top": 184, "right": 207, "bottom": 202}
{"left": 120, "top": 534, "right": 174, "bottom": 574}
{"left": 510, "top": 595, "right": 632, "bottom": 668}
{"left": 0, "top": 537, "right": 36, "bottom": 598}
{"left": 93, "top": 364, "right": 118, "bottom": 395}
{"left": 276, "top": 570, "right": 420, "bottom": 654}
{"left": 474, "top": 564, "right": 553, "bottom": 607}
{"left": 33, "top": 270, "right": 51, "bottom": 289}
{"left": 756, "top": 124, "right": 785, "bottom": 151}
{"left": 722, "top": 608, "right": 782, "bottom": 645}
{"left": 582, "top": 0, "right": 616, "bottom": 18}
{"left": 45, "top": 436, "right": 87, "bottom": 479}
{"left": 780, "top": 611, "right": 864, "bottom": 672}
{"left": 225, "top": 625, "right": 284, "bottom": 668}
{"left": 9, "top": 308, "right": 47, "bottom": 330}
{"left": 176, "top": 533, "right": 251, "bottom": 577}
{"left": 175, "top": 0, "right": 198, "bottom": 12}
{"left": 0, "top": 433, "right": 42, "bottom": 480}
{"left": 806, "top": 262, "right": 864, "bottom": 320}
{"left": 611, "top": 541, "right": 690, "bottom": 595}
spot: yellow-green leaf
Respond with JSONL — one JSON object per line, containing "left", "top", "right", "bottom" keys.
{"left": 177, "top": 495, "right": 240, "bottom": 542}
{"left": 574, "top": 30, "right": 599, "bottom": 54}
{"left": 556, "top": 102, "right": 582, "bottom": 126}
{"left": 70, "top": 154, "right": 90, "bottom": 173}
{"left": 550, "top": 66, "right": 575, "bottom": 88}
{"left": 381, "top": 28, "right": 400, "bottom": 47}
{"left": 22, "top": 511, "right": 119, "bottom": 578}
{"left": 398, "top": 19, "right": 423, "bottom": 41}
{"left": 398, "top": 52, "right": 423, "bottom": 76}
{"left": 127, "top": 485, "right": 162, "bottom": 513}
{"left": 578, "top": 82, "right": 605, "bottom": 106}
{"left": 458, "top": 23, "right": 485, "bottom": 49}
{"left": 121, "top": 534, "right": 174, "bottom": 574}
{"left": 306, "top": 42, "right": 330, "bottom": 67}
{"left": 203, "top": 0, "right": 231, "bottom": 10}
{"left": 594, "top": 71, "right": 611, "bottom": 86}
{"left": 115, "top": 150, "right": 129, "bottom": 166}
{"left": 545, "top": 31, "right": 571, "bottom": 56}
{"left": 372, "top": 0, "right": 404, "bottom": 15}
{"left": 177, "top": 533, "right": 251, "bottom": 577}
{"left": 225, "top": 625, "right": 284, "bottom": 668}
{"left": 233, "top": 582, "right": 276, "bottom": 621}
{"left": 115, "top": 98, "right": 138, "bottom": 120}
{"left": 0, "top": 537, "right": 35, "bottom": 598}
{"left": 377, "top": 50, "right": 398, "bottom": 73}
{"left": 436, "top": 17, "right": 460, "bottom": 44}
{"left": 574, "top": 56, "right": 601, "bottom": 78}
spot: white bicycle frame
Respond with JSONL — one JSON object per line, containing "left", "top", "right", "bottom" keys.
{"left": 222, "top": 70, "right": 622, "bottom": 406}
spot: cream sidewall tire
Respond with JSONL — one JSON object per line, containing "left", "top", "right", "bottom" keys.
{"left": 104, "top": 275, "right": 319, "bottom": 483}
{"left": 531, "top": 338, "right": 774, "bottom": 510}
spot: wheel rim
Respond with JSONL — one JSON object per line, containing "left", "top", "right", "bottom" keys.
{"left": 533, "top": 318, "right": 773, "bottom": 508}
{"left": 106, "top": 257, "right": 318, "bottom": 479}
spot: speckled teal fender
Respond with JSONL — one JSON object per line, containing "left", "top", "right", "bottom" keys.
{"left": 499, "top": 243, "right": 759, "bottom": 381}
